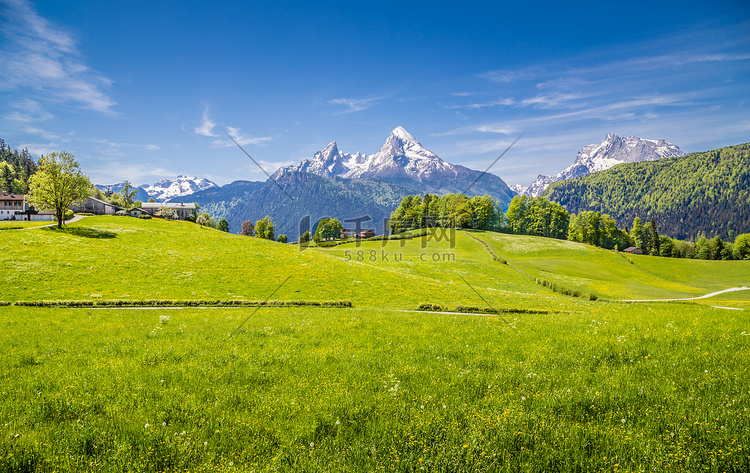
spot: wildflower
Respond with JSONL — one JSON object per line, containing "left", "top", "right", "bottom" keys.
{"left": 162, "top": 422, "right": 166, "bottom": 426}
{"left": 310, "top": 442, "right": 314, "bottom": 447}
{"left": 144, "top": 424, "right": 150, "bottom": 428}
{"left": 335, "top": 420, "right": 340, "bottom": 425}
{"left": 204, "top": 441, "right": 208, "bottom": 446}
{"left": 622, "top": 418, "right": 626, "bottom": 423}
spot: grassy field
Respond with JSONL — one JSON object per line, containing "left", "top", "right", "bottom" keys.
{"left": 0, "top": 221, "right": 54, "bottom": 230}
{"left": 2, "top": 304, "right": 749, "bottom": 472}
{"left": 2, "top": 216, "right": 749, "bottom": 471}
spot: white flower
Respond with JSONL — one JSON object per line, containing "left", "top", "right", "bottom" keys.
{"left": 621, "top": 418, "right": 626, "bottom": 423}
{"left": 310, "top": 442, "right": 314, "bottom": 447}
{"left": 144, "top": 424, "right": 150, "bottom": 428}
{"left": 204, "top": 441, "right": 208, "bottom": 446}
{"left": 162, "top": 422, "right": 166, "bottom": 426}
{"left": 335, "top": 420, "right": 340, "bottom": 425}
{"left": 420, "top": 405, "right": 424, "bottom": 409}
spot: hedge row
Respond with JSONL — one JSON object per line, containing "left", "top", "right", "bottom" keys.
{"left": 418, "top": 303, "right": 548, "bottom": 315}
{"left": 535, "top": 278, "right": 599, "bottom": 301}
{"left": 8, "top": 299, "right": 353, "bottom": 308}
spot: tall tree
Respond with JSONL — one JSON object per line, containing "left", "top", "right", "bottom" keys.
{"left": 27, "top": 152, "right": 91, "bottom": 229}
{"left": 218, "top": 218, "right": 230, "bottom": 232}
{"left": 121, "top": 181, "right": 138, "bottom": 209}
{"left": 255, "top": 216, "right": 275, "bottom": 240}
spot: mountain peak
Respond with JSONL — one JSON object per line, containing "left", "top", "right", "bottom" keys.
{"left": 390, "top": 126, "right": 417, "bottom": 142}
{"left": 520, "top": 134, "right": 683, "bottom": 197}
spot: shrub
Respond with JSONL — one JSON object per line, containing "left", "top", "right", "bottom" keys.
{"left": 64, "top": 209, "right": 74, "bottom": 221}
{"left": 418, "top": 303, "right": 446, "bottom": 311}
{"left": 138, "top": 214, "right": 152, "bottom": 219}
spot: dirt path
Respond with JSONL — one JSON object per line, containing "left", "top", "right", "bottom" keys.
{"left": 621, "top": 286, "right": 750, "bottom": 302}
{"left": 19, "top": 214, "right": 87, "bottom": 229}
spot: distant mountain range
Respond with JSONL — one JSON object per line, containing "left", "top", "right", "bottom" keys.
{"left": 95, "top": 175, "right": 218, "bottom": 203}
{"left": 189, "top": 127, "right": 515, "bottom": 237}
{"left": 514, "top": 134, "right": 684, "bottom": 196}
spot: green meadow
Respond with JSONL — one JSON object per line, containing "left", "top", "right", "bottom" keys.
{"left": 1, "top": 216, "right": 749, "bottom": 472}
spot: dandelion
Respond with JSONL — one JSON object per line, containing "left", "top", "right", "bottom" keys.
{"left": 162, "top": 422, "right": 166, "bottom": 426}
{"left": 310, "top": 442, "right": 314, "bottom": 447}
{"left": 144, "top": 424, "right": 150, "bottom": 428}
{"left": 204, "top": 441, "right": 208, "bottom": 446}
{"left": 622, "top": 418, "right": 626, "bottom": 423}
{"left": 335, "top": 420, "right": 340, "bottom": 425}
{"left": 420, "top": 405, "right": 424, "bottom": 409}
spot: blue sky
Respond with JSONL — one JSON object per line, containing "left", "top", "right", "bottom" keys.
{"left": 1, "top": 0, "right": 748, "bottom": 188}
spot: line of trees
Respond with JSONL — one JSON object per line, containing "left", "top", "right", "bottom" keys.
{"left": 390, "top": 193, "right": 750, "bottom": 260}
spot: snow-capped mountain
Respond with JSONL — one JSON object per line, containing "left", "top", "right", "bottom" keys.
{"left": 142, "top": 175, "right": 218, "bottom": 202}
{"left": 518, "top": 134, "right": 684, "bottom": 197}
{"left": 272, "top": 126, "right": 512, "bottom": 200}
{"left": 509, "top": 184, "right": 527, "bottom": 196}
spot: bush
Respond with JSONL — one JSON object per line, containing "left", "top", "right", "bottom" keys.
{"left": 64, "top": 209, "right": 74, "bottom": 221}
{"left": 418, "top": 303, "right": 446, "bottom": 311}
{"left": 138, "top": 214, "right": 152, "bottom": 219}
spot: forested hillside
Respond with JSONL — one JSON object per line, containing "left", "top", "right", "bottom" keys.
{"left": 544, "top": 142, "right": 750, "bottom": 240}
{"left": 0, "top": 139, "right": 37, "bottom": 193}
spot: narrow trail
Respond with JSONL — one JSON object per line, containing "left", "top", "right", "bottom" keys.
{"left": 17, "top": 214, "right": 87, "bottom": 229}
{"left": 462, "top": 231, "right": 536, "bottom": 281}
{"left": 621, "top": 286, "right": 750, "bottom": 302}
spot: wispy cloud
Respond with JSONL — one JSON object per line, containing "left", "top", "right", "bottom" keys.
{"left": 212, "top": 126, "right": 273, "bottom": 148}
{"left": 194, "top": 108, "right": 218, "bottom": 137}
{"left": 145, "top": 144, "right": 160, "bottom": 150}
{"left": 0, "top": 0, "right": 116, "bottom": 112}
{"left": 329, "top": 96, "right": 383, "bottom": 113}
{"left": 24, "top": 126, "right": 58, "bottom": 140}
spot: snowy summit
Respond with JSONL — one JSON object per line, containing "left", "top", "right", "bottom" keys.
{"left": 518, "top": 134, "right": 684, "bottom": 197}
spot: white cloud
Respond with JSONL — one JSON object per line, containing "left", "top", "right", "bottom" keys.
{"left": 194, "top": 108, "right": 218, "bottom": 137}
{"left": 25, "top": 126, "right": 58, "bottom": 140}
{"left": 0, "top": 0, "right": 115, "bottom": 112}
{"left": 211, "top": 126, "right": 273, "bottom": 148}
{"left": 329, "top": 97, "right": 382, "bottom": 113}
{"left": 145, "top": 144, "right": 160, "bottom": 150}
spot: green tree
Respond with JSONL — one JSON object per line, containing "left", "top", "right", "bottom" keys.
{"left": 218, "top": 218, "right": 230, "bottom": 232}
{"left": 0, "top": 162, "right": 13, "bottom": 192}
{"left": 630, "top": 217, "right": 644, "bottom": 249}
{"left": 301, "top": 231, "right": 311, "bottom": 243}
{"left": 147, "top": 197, "right": 156, "bottom": 203}
{"left": 120, "top": 181, "right": 138, "bottom": 209}
{"left": 240, "top": 220, "right": 255, "bottom": 236}
{"left": 277, "top": 234, "right": 288, "bottom": 243}
{"left": 314, "top": 217, "right": 343, "bottom": 241}
{"left": 27, "top": 152, "right": 91, "bottom": 229}
{"left": 255, "top": 216, "right": 275, "bottom": 240}
{"left": 733, "top": 233, "right": 750, "bottom": 260}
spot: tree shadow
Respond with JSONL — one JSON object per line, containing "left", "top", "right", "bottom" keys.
{"left": 45, "top": 226, "right": 117, "bottom": 239}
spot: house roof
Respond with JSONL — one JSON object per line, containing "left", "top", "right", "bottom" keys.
{"left": 140, "top": 202, "right": 197, "bottom": 209}
{"left": 623, "top": 247, "right": 642, "bottom": 252}
{"left": 0, "top": 190, "right": 24, "bottom": 202}
{"left": 87, "top": 196, "right": 124, "bottom": 209}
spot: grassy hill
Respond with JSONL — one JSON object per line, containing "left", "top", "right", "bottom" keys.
{"left": 544, "top": 142, "right": 750, "bottom": 240}
{"left": 1, "top": 216, "right": 749, "bottom": 472}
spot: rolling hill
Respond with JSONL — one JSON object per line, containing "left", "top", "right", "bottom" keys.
{"left": 544, "top": 142, "right": 750, "bottom": 240}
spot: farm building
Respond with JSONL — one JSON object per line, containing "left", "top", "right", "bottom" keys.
{"left": 0, "top": 190, "right": 25, "bottom": 220}
{"left": 623, "top": 247, "right": 644, "bottom": 255}
{"left": 140, "top": 202, "right": 197, "bottom": 220}
{"left": 356, "top": 229, "right": 376, "bottom": 239}
{"left": 71, "top": 197, "right": 123, "bottom": 215}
